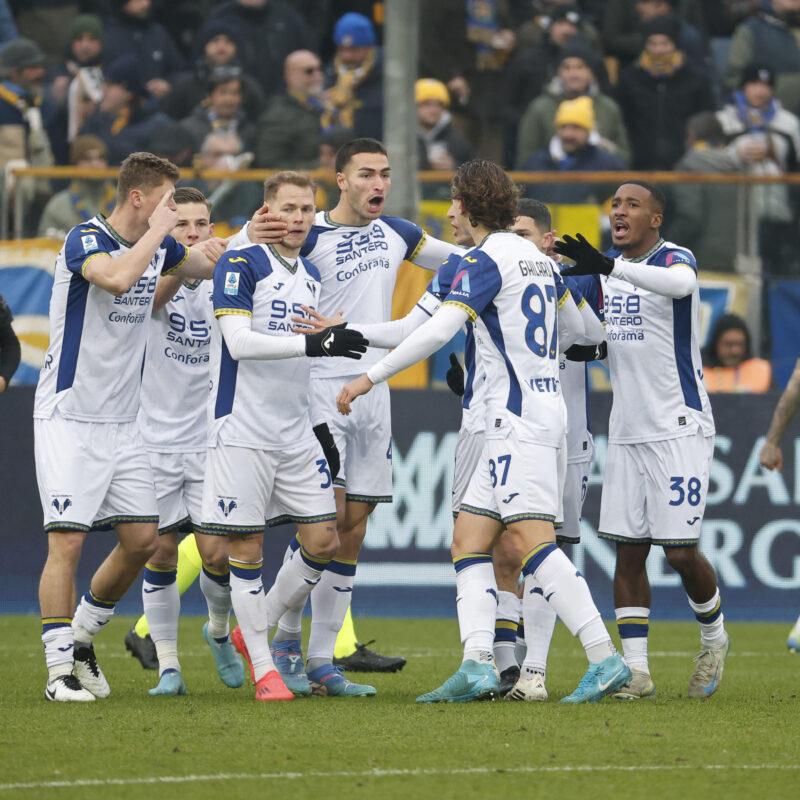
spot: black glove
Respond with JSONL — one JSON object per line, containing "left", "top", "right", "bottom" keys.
{"left": 313, "top": 422, "right": 340, "bottom": 480}
{"left": 305, "top": 324, "right": 369, "bottom": 359}
{"left": 446, "top": 352, "right": 465, "bottom": 397}
{"left": 564, "top": 342, "right": 608, "bottom": 362}
{"left": 553, "top": 233, "right": 614, "bottom": 276}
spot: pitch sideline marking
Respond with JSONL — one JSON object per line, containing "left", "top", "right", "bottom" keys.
{"left": 2, "top": 764, "right": 800, "bottom": 791}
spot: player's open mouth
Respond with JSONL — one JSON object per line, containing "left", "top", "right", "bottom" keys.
{"left": 368, "top": 195, "right": 384, "bottom": 212}
{"left": 612, "top": 221, "right": 629, "bottom": 236}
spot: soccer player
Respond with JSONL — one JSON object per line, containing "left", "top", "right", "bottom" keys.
{"left": 134, "top": 187, "right": 245, "bottom": 696}
{"left": 230, "top": 138, "right": 460, "bottom": 691}
{"left": 758, "top": 357, "right": 800, "bottom": 651}
{"left": 35, "top": 152, "right": 229, "bottom": 702}
{"left": 201, "top": 170, "right": 370, "bottom": 702}
{"left": 0, "top": 292, "right": 21, "bottom": 393}
{"left": 554, "top": 181, "right": 729, "bottom": 699}
{"left": 338, "top": 160, "right": 629, "bottom": 704}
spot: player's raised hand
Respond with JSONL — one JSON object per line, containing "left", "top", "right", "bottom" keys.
{"left": 554, "top": 233, "right": 614, "bottom": 276}
{"left": 248, "top": 202, "right": 288, "bottom": 244}
{"left": 305, "top": 323, "right": 369, "bottom": 359}
{"left": 759, "top": 440, "right": 783, "bottom": 472}
{"left": 193, "top": 236, "right": 227, "bottom": 263}
{"left": 337, "top": 374, "right": 374, "bottom": 415}
{"left": 149, "top": 188, "right": 178, "bottom": 236}
{"left": 291, "top": 305, "right": 345, "bottom": 333}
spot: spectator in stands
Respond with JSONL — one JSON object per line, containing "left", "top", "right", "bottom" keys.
{"left": 725, "top": 0, "right": 800, "bottom": 114}
{"left": 515, "top": 44, "right": 630, "bottom": 169}
{"left": 416, "top": 78, "right": 474, "bottom": 171}
{"left": 103, "top": 0, "right": 184, "bottom": 102}
{"left": 180, "top": 65, "right": 257, "bottom": 153}
{"left": 79, "top": 53, "right": 168, "bottom": 165}
{"left": 702, "top": 313, "right": 772, "bottom": 393}
{"left": 0, "top": 291, "right": 21, "bottom": 393}
{"left": 256, "top": 49, "right": 330, "bottom": 169}
{"left": 602, "top": 0, "right": 708, "bottom": 71}
{"left": 617, "top": 15, "right": 714, "bottom": 169}
{"left": 516, "top": 2, "right": 602, "bottom": 52}
{"left": 717, "top": 63, "right": 800, "bottom": 275}
{"left": 520, "top": 96, "right": 627, "bottom": 204}
{"left": 324, "top": 12, "right": 383, "bottom": 140}
{"left": 146, "top": 120, "right": 196, "bottom": 167}
{"left": 667, "top": 111, "right": 742, "bottom": 272}
{"left": 206, "top": 0, "right": 311, "bottom": 102}
{"left": 164, "top": 19, "right": 264, "bottom": 123}
{"left": 38, "top": 134, "right": 114, "bottom": 239}
{"left": 43, "top": 14, "right": 105, "bottom": 164}
{"left": 318, "top": 125, "right": 352, "bottom": 171}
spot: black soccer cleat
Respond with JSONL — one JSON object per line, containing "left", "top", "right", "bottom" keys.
{"left": 497, "top": 665, "right": 521, "bottom": 697}
{"left": 125, "top": 626, "right": 158, "bottom": 670}
{"left": 333, "top": 641, "right": 406, "bottom": 673}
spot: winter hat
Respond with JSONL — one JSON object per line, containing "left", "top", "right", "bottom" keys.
{"left": 0, "top": 38, "right": 46, "bottom": 74}
{"left": 104, "top": 53, "right": 146, "bottom": 98}
{"left": 333, "top": 13, "right": 376, "bottom": 47}
{"left": 640, "top": 14, "right": 680, "bottom": 44}
{"left": 415, "top": 78, "right": 449, "bottom": 106}
{"left": 71, "top": 14, "right": 104, "bottom": 42}
{"left": 554, "top": 96, "right": 595, "bottom": 130}
{"left": 739, "top": 62, "right": 775, "bottom": 88}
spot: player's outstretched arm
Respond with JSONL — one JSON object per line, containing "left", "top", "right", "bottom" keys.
{"left": 411, "top": 235, "right": 465, "bottom": 271}
{"left": 760, "top": 357, "right": 800, "bottom": 471}
{"left": 557, "top": 291, "right": 585, "bottom": 352}
{"left": 575, "top": 299, "right": 605, "bottom": 345}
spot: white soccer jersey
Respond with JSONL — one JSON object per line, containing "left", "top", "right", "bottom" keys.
{"left": 138, "top": 280, "right": 213, "bottom": 453}
{"left": 603, "top": 238, "right": 715, "bottom": 444}
{"left": 34, "top": 215, "right": 188, "bottom": 422}
{"left": 209, "top": 243, "right": 321, "bottom": 449}
{"left": 442, "top": 231, "right": 567, "bottom": 446}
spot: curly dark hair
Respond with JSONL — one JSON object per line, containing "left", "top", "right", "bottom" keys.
{"left": 451, "top": 160, "right": 521, "bottom": 231}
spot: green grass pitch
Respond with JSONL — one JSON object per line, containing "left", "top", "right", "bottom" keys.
{"left": 1, "top": 616, "right": 798, "bottom": 800}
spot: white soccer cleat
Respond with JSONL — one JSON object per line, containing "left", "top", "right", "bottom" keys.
{"left": 73, "top": 644, "right": 110, "bottom": 698}
{"left": 45, "top": 674, "right": 95, "bottom": 702}
{"left": 787, "top": 626, "right": 800, "bottom": 653}
{"left": 688, "top": 635, "right": 730, "bottom": 699}
{"left": 505, "top": 671, "right": 548, "bottom": 702}
{"left": 613, "top": 668, "right": 656, "bottom": 700}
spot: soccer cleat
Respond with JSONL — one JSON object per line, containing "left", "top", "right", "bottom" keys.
{"left": 270, "top": 638, "right": 311, "bottom": 697}
{"left": 148, "top": 668, "right": 186, "bottom": 696}
{"left": 73, "top": 644, "right": 111, "bottom": 698}
{"left": 203, "top": 622, "right": 245, "bottom": 688}
{"left": 45, "top": 674, "right": 95, "bottom": 702}
{"left": 613, "top": 669, "right": 656, "bottom": 700}
{"left": 505, "top": 671, "right": 548, "bottom": 702}
{"left": 333, "top": 640, "right": 406, "bottom": 673}
{"left": 787, "top": 627, "right": 800, "bottom": 652}
{"left": 124, "top": 626, "right": 158, "bottom": 670}
{"left": 688, "top": 635, "right": 730, "bottom": 698}
{"left": 254, "top": 670, "right": 294, "bottom": 701}
{"left": 307, "top": 664, "right": 377, "bottom": 697}
{"left": 416, "top": 660, "right": 498, "bottom": 703}
{"left": 497, "top": 665, "right": 521, "bottom": 697}
{"left": 230, "top": 625, "right": 255, "bottom": 683}
{"left": 559, "top": 653, "right": 631, "bottom": 704}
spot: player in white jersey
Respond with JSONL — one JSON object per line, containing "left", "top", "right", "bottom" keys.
{"left": 35, "top": 153, "right": 230, "bottom": 702}
{"left": 201, "top": 171, "right": 371, "bottom": 702}
{"left": 339, "top": 160, "right": 629, "bottom": 704}
{"left": 555, "top": 181, "right": 729, "bottom": 700}
{"left": 229, "top": 138, "right": 460, "bottom": 678}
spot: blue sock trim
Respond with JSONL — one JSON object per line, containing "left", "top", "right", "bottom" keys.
{"left": 521, "top": 542, "right": 558, "bottom": 577}
{"left": 325, "top": 558, "right": 357, "bottom": 577}
{"left": 229, "top": 559, "right": 263, "bottom": 581}
{"left": 202, "top": 565, "right": 230, "bottom": 586}
{"left": 452, "top": 552, "right": 492, "bottom": 573}
{"left": 86, "top": 589, "right": 115, "bottom": 609}
{"left": 143, "top": 566, "right": 177, "bottom": 586}
{"left": 42, "top": 618, "right": 72, "bottom": 634}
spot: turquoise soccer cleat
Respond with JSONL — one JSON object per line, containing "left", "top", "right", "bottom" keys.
{"left": 203, "top": 622, "right": 245, "bottom": 688}
{"left": 560, "top": 653, "right": 631, "bottom": 704}
{"left": 306, "top": 664, "right": 376, "bottom": 697}
{"left": 270, "top": 638, "right": 311, "bottom": 697}
{"left": 416, "top": 660, "right": 499, "bottom": 703}
{"left": 148, "top": 668, "right": 186, "bottom": 696}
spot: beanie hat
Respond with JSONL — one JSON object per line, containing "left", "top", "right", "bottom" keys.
{"left": 554, "top": 96, "right": 595, "bottom": 130}
{"left": 640, "top": 14, "right": 680, "bottom": 44}
{"left": 739, "top": 62, "right": 775, "bottom": 88}
{"left": 104, "top": 53, "right": 146, "bottom": 98}
{"left": 551, "top": 4, "right": 583, "bottom": 25}
{"left": 415, "top": 78, "right": 449, "bottom": 106}
{"left": 197, "top": 19, "right": 242, "bottom": 52}
{"left": 333, "top": 12, "right": 376, "bottom": 47}
{"left": 0, "top": 38, "right": 46, "bottom": 74}
{"left": 557, "top": 43, "right": 598, "bottom": 75}
{"left": 71, "top": 14, "right": 104, "bottom": 42}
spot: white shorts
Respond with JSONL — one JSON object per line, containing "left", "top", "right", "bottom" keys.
{"left": 35, "top": 410, "right": 158, "bottom": 533}
{"left": 148, "top": 450, "right": 205, "bottom": 534}
{"left": 199, "top": 439, "right": 336, "bottom": 536}
{"left": 452, "top": 428, "right": 485, "bottom": 516}
{"left": 460, "top": 427, "right": 565, "bottom": 526}
{"left": 558, "top": 460, "right": 591, "bottom": 544}
{"left": 599, "top": 430, "right": 714, "bottom": 546}
{"left": 310, "top": 375, "right": 392, "bottom": 503}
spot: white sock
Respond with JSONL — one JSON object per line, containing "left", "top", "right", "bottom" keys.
{"left": 523, "top": 544, "right": 614, "bottom": 663}
{"left": 794, "top": 614, "right": 800, "bottom": 633}
{"left": 72, "top": 590, "right": 115, "bottom": 645}
{"left": 454, "top": 554, "right": 496, "bottom": 659}
{"left": 615, "top": 606, "right": 650, "bottom": 673}
{"left": 200, "top": 566, "right": 232, "bottom": 640}
{"left": 522, "top": 582, "right": 556, "bottom": 677}
{"left": 274, "top": 537, "right": 304, "bottom": 640}
{"left": 229, "top": 558, "right": 274, "bottom": 681}
{"left": 688, "top": 589, "right": 727, "bottom": 648}
{"left": 266, "top": 545, "right": 329, "bottom": 628}
{"left": 154, "top": 641, "right": 180, "bottom": 675}
{"left": 142, "top": 565, "right": 180, "bottom": 673}
{"left": 307, "top": 558, "right": 355, "bottom": 668}
{"left": 41, "top": 620, "right": 74, "bottom": 671}
{"left": 494, "top": 590, "right": 521, "bottom": 673}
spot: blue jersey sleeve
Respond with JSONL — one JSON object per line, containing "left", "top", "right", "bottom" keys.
{"left": 63, "top": 225, "right": 115, "bottom": 275}
{"left": 442, "top": 251, "right": 502, "bottom": 321}
{"left": 213, "top": 250, "right": 266, "bottom": 316}
{"left": 426, "top": 253, "right": 461, "bottom": 300}
{"left": 565, "top": 274, "right": 604, "bottom": 322}
{"left": 161, "top": 234, "right": 190, "bottom": 275}
{"left": 664, "top": 248, "right": 698, "bottom": 274}
{"left": 382, "top": 216, "right": 425, "bottom": 261}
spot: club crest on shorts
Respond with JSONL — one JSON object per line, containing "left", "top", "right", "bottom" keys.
{"left": 218, "top": 496, "right": 238, "bottom": 516}
{"left": 224, "top": 272, "right": 240, "bottom": 296}
{"left": 51, "top": 495, "right": 73, "bottom": 515}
